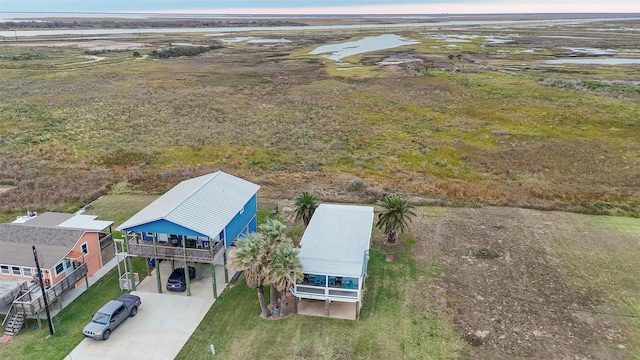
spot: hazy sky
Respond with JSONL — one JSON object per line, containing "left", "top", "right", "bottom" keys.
{"left": 1, "top": 0, "right": 638, "bottom": 14}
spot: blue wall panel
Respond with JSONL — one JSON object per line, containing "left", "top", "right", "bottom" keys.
{"left": 224, "top": 194, "right": 258, "bottom": 247}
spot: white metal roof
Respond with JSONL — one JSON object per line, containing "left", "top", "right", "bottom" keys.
{"left": 117, "top": 171, "right": 260, "bottom": 238}
{"left": 298, "top": 204, "right": 374, "bottom": 277}
{"left": 58, "top": 214, "right": 113, "bottom": 231}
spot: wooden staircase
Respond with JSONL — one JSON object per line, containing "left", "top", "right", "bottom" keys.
{"left": 3, "top": 308, "right": 27, "bottom": 336}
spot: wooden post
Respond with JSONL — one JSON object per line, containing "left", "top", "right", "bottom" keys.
{"left": 82, "top": 255, "right": 89, "bottom": 289}
{"left": 325, "top": 299, "right": 330, "bottom": 317}
{"left": 223, "top": 249, "right": 229, "bottom": 283}
{"left": 183, "top": 237, "right": 191, "bottom": 296}
{"left": 153, "top": 234, "right": 162, "bottom": 293}
{"left": 211, "top": 263, "right": 218, "bottom": 299}
{"left": 356, "top": 302, "right": 359, "bottom": 320}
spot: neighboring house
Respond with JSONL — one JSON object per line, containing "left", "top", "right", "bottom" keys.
{"left": 292, "top": 203, "right": 374, "bottom": 320}
{"left": 117, "top": 171, "right": 260, "bottom": 297}
{"left": 0, "top": 212, "right": 114, "bottom": 288}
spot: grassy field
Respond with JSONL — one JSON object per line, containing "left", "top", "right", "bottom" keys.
{"left": 0, "top": 18, "right": 638, "bottom": 217}
{"left": 177, "top": 248, "right": 467, "bottom": 360}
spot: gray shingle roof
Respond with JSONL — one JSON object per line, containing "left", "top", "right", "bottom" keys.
{"left": 117, "top": 171, "right": 260, "bottom": 238}
{"left": 0, "top": 223, "right": 86, "bottom": 268}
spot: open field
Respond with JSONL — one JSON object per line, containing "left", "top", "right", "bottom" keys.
{"left": 0, "top": 16, "right": 638, "bottom": 217}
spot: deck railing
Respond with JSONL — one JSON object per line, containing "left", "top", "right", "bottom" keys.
{"left": 11, "top": 262, "right": 88, "bottom": 315}
{"left": 127, "top": 241, "right": 224, "bottom": 264}
{"left": 293, "top": 283, "right": 359, "bottom": 302}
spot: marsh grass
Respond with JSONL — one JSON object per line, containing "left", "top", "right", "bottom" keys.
{"left": 1, "top": 25, "right": 639, "bottom": 215}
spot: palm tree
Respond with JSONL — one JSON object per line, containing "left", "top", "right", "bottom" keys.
{"left": 375, "top": 194, "right": 416, "bottom": 244}
{"left": 293, "top": 192, "right": 318, "bottom": 227}
{"left": 258, "top": 218, "right": 291, "bottom": 307}
{"left": 265, "top": 243, "right": 303, "bottom": 317}
{"left": 230, "top": 233, "right": 270, "bottom": 317}
{"left": 259, "top": 218, "right": 288, "bottom": 244}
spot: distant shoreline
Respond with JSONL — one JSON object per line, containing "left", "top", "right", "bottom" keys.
{"left": 2, "top": 12, "right": 639, "bottom": 21}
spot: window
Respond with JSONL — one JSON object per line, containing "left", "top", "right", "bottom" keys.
{"left": 81, "top": 242, "right": 88, "bottom": 255}
{"left": 0, "top": 265, "right": 8, "bottom": 275}
{"left": 55, "top": 263, "right": 65, "bottom": 276}
{"left": 23, "top": 267, "right": 33, "bottom": 277}
{"left": 11, "top": 266, "right": 21, "bottom": 276}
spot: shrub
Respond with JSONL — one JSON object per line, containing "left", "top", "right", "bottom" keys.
{"left": 346, "top": 177, "right": 366, "bottom": 191}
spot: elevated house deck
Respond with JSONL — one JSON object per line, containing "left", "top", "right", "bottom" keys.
{"left": 127, "top": 239, "right": 225, "bottom": 264}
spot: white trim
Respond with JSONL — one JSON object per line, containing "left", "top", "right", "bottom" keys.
{"left": 54, "top": 262, "right": 65, "bottom": 276}
{"left": 11, "top": 266, "right": 21, "bottom": 276}
{"left": 23, "top": 267, "right": 33, "bottom": 277}
{"left": 81, "top": 242, "right": 89, "bottom": 255}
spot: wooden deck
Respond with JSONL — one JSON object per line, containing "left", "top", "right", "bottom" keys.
{"left": 10, "top": 263, "right": 88, "bottom": 316}
{"left": 127, "top": 240, "right": 225, "bottom": 264}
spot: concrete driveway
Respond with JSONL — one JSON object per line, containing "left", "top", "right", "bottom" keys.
{"left": 65, "top": 256, "right": 229, "bottom": 360}
{"left": 65, "top": 291, "right": 213, "bottom": 360}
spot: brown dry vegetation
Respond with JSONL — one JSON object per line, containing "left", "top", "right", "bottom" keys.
{"left": 0, "top": 18, "right": 639, "bottom": 220}
{"left": 400, "top": 206, "right": 640, "bottom": 359}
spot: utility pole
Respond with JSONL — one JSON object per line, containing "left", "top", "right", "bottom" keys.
{"left": 33, "top": 246, "right": 55, "bottom": 335}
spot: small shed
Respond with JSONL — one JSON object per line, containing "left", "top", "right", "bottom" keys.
{"left": 292, "top": 204, "right": 374, "bottom": 320}
{"left": 117, "top": 171, "right": 260, "bottom": 297}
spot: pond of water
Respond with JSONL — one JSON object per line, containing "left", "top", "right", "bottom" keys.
{"left": 247, "top": 38, "right": 291, "bottom": 44}
{"left": 309, "top": 34, "right": 420, "bottom": 61}
{"left": 545, "top": 58, "right": 640, "bottom": 65}
{"left": 566, "top": 47, "right": 618, "bottom": 55}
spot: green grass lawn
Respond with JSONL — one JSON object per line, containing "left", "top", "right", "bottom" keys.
{"left": 176, "top": 249, "right": 467, "bottom": 360}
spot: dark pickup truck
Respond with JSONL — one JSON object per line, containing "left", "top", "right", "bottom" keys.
{"left": 82, "top": 294, "right": 141, "bottom": 340}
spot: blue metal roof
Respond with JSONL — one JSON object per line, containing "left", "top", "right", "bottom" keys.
{"left": 117, "top": 171, "right": 260, "bottom": 238}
